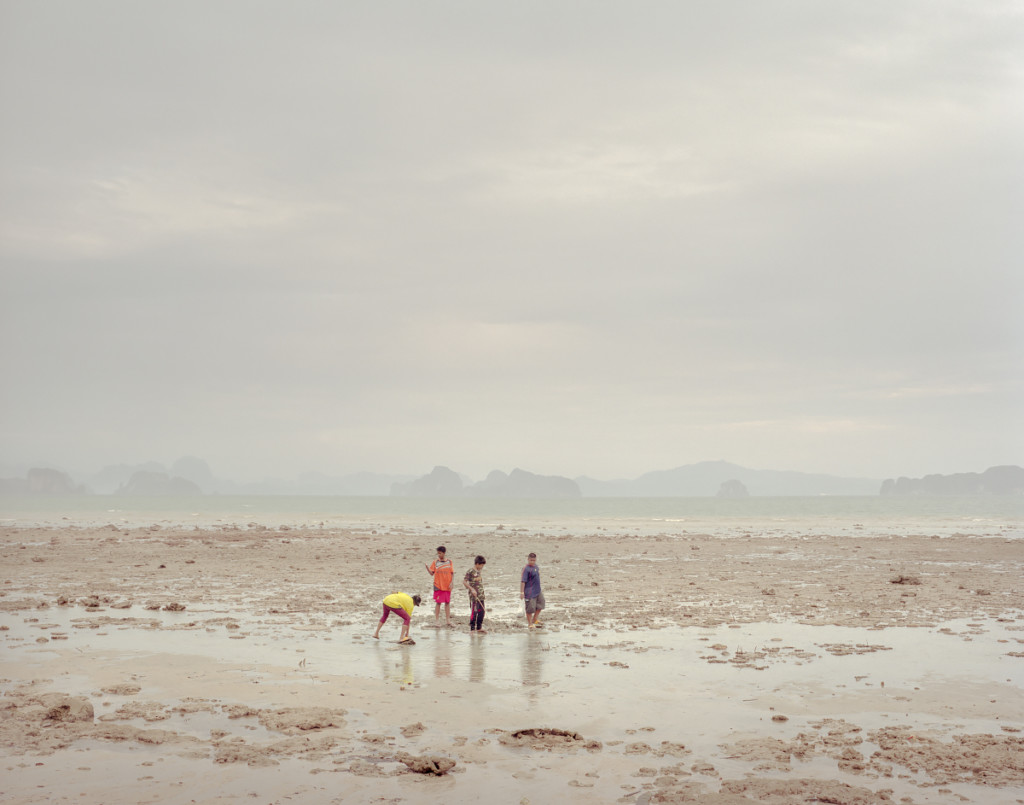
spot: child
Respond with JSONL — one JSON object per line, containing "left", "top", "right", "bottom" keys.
{"left": 372, "top": 591, "right": 421, "bottom": 643}
{"left": 520, "top": 552, "right": 545, "bottom": 628}
{"left": 425, "top": 545, "right": 454, "bottom": 627}
{"left": 462, "top": 555, "right": 487, "bottom": 634}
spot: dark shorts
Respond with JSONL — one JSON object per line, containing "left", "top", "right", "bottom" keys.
{"left": 525, "top": 591, "right": 545, "bottom": 614}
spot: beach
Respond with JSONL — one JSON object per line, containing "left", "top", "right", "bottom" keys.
{"left": 2, "top": 513, "right": 1023, "bottom": 804}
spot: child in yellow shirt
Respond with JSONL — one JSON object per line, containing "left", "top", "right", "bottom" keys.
{"left": 373, "top": 591, "right": 421, "bottom": 643}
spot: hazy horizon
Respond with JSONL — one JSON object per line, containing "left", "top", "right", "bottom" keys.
{"left": 2, "top": 2, "right": 1022, "bottom": 484}
{"left": 4, "top": 454, "right": 1020, "bottom": 491}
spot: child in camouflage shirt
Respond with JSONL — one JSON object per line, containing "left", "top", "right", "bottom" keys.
{"left": 463, "top": 555, "right": 487, "bottom": 633}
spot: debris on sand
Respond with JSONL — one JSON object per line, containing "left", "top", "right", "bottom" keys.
{"left": 100, "top": 684, "right": 142, "bottom": 696}
{"left": 889, "top": 574, "right": 921, "bottom": 585}
{"left": 870, "top": 728, "right": 1024, "bottom": 786}
{"left": 397, "top": 752, "right": 456, "bottom": 775}
{"left": 258, "top": 707, "right": 346, "bottom": 734}
{"left": 716, "top": 778, "right": 895, "bottom": 805}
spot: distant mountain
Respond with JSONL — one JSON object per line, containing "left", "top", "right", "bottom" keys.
{"left": 465, "top": 468, "right": 582, "bottom": 498}
{"left": 171, "top": 456, "right": 217, "bottom": 491}
{"left": 117, "top": 471, "right": 202, "bottom": 496}
{"left": 576, "top": 461, "right": 880, "bottom": 497}
{"left": 82, "top": 457, "right": 415, "bottom": 495}
{"left": 716, "top": 479, "right": 750, "bottom": 498}
{"left": 880, "top": 465, "right": 1024, "bottom": 496}
{"left": 88, "top": 462, "right": 166, "bottom": 494}
{"left": 10, "top": 456, "right": 1020, "bottom": 498}
{"left": 392, "top": 466, "right": 582, "bottom": 498}
{"left": 0, "top": 467, "right": 85, "bottom": 496}
{"left": 391, "top": 466, "right": 465, "bottom": 497}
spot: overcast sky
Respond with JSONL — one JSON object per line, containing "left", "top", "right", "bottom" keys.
{"left": 1, "top": 1, "right": 1022, "bottom": 484}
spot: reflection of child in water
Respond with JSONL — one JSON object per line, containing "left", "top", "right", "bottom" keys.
{"left": 463, "top": 555, "right": 487, "bottom": 634}
{"left": 372, "top": 592, "right": 421, "bottom": 643}
{"left": 399, "top": 651, "right": 414, "bottom": 686}
{"left": 425, "top": 546, "right": 454, "bottom": 628}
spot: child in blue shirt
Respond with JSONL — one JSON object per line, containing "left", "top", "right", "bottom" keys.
{"left": 520, "top": 552, "right": 545, "bottom": 629}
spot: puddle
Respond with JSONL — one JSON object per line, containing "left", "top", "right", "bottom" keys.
{"left": 5, "top": 611, "right": 1021, "bottom": 726}
{"left": 5, "top": 610, "right": 1022, "bottom": 679}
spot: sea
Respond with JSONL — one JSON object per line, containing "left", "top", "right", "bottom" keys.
{"left": 1, "top": 495, "right": 1021, "bottom": 539}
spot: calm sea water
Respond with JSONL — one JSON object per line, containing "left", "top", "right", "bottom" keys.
{"left": 1, "top": 495, "right": 1021, "bottom": 538}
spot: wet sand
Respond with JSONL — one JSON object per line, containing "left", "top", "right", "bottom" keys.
{"left": 2, "top": 521, "right": 1023, "bottom": 804}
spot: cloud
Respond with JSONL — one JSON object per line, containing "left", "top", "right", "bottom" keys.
{"left": 1, "top": 1, "right": 1022, "bottom": 481}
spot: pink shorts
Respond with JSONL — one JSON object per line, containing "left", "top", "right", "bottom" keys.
{"left": 433, "top": 590, "right": 451, "bottom": 604}
{"left": 380, "top": 604, "right": 410, "bottom": 624}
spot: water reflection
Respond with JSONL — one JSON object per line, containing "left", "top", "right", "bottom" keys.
{"left": 520, "top": 640, "right": 545, "bottom": 688}
{"left": 398, "top": 649, "right": 414, "bottom": 685}
{"left": 468, "top": 636, "right": 486, "bottom": 683}
{"left": 373, "top": 642, "right": 415, "bottom": 686}
{"left": 432, "top": 630, "right": 453, "bottom": 679}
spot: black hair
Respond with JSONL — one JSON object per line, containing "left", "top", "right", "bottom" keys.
{"left": 412, "top": 594, "right": 422, "bottom": 606}
{"left": 528, "top": 552, "right": 537, "bottom": 559}
{"left": 436, "top": 546, "right": 446, "bottom": 553}
{"left": 475, "top": 555, "right": 486, "bottom": 565}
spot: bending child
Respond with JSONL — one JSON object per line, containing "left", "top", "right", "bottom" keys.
{"left": 372, "top": 591, "right": 421, "bottom": 643}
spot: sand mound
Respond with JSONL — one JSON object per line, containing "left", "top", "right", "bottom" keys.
{"left": 397, "top": 752, "right": 456, "bottom": 775}
{"left": 499, "top": 727, "right": 602, "bottom": 751}
{"left": 38, "top": 694, "right": 94, "bottom": 723}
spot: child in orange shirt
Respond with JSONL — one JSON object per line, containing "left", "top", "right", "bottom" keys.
{"left": 425, "top": 546, "right": 454, "bottom": 628}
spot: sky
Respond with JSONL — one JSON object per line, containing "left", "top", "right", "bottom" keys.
{"left": 1, "top": 1, "right": 1022, "bottom": 484}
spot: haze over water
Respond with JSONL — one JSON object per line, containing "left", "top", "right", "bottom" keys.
{"left": 3, "top": 494, "right": 1021, "bottom": 539}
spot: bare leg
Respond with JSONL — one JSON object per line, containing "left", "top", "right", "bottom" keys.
{"left": 434, "top": 602, "right": 441, "bottom": 624}
{"left": 444, "top": 601, "right": 452, "bottom": 626}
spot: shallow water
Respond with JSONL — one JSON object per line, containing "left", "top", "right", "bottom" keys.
{"left": 4, "top": 607, "right": 1024, "bottom": 805}
{"left": 6, "top": 609, "right": 1021, "bottom": 719}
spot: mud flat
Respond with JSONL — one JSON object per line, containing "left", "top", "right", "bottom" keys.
{"left": 2, "top": 521, "right": 1023, "bottom": 804}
